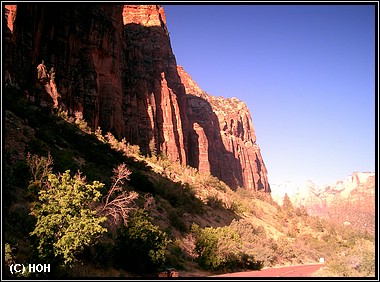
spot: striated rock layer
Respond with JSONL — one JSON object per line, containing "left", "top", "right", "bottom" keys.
{"left": 4, "top": 4, "right": 269, "bottom": 192}
{"left": 178, "top": 66, "right": 269, "bottom": 191}
{"left": 121, "top": 5, "right": 188, "bottom": 162}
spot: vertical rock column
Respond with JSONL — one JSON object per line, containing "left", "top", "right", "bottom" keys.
{"left": 122, "top": 5, "right": 188, "bottom": 163}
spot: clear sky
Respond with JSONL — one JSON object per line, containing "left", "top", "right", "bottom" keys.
{"left": 164, "top": 4, "right": 376, "bottom": 186}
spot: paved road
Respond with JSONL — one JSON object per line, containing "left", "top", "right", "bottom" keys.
{"left": 210, "top": 264, "right": 324, "bottom": 277}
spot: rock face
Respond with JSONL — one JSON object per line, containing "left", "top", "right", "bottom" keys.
{"left": 4, "top": 4, "right": 126, "bottom": 137}
{"left": 4, "top": 4, "right": 269, "bottom": 192}
{"left": 178, "top": 66, "right": 269, "bottom": 191}
{"left": 122, "top": 5, "right": 188, "bottom": 162}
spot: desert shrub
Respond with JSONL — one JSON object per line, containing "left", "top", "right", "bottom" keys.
{"left": 206, "top": 195, "right": 225, "bottom": 210}
{"left": 295, "top": 206, "right": 308, "bottom": 217}
{"left": 276, "top": 237, "right": 297, "bottom": 261}
{"left": 3, "top": 242, "right": 33, "bottom": 278}
{"left": 229, "top": 200, "right": 248, "bottom": 214}
{"left": 287, "top": 220, "right": 300, "bottom": 238}
{"left": 26, "top": 152, "right": 53, "bottom": 193}
{"left": 126, "top": 143, "right": 141, "bottom": 156}
{"left": 310, "top": 217, "right": 325, "bottom": 232}
{"left": 201, "top": 174, "right": 227, "bottom": 192}
{"left": 115, "top": 209, "right": 170, "bottom": 274}
{"left": 191, "top": 223, "right": 263, "bottom": 271}
{"left": 168, "top": 208, "right": 188, "bottom": 233}
{"left": 229, "top": 219, "right": 276, "bottom": 267}
{"left": 94, "top": 126, "right": 106, "bottom": 143}
{"left": 5, "top": 243, "right": 15, "bottom": 267}
{"left": 155, "top": 180, "right": 203, "bottom": 215}
{"left": 74, "top": 111, "right": 92, "bottom": 134}
{"left": 165, "top": 239, "right": 187, "bottom": 270}
{"left": 325, "top": 238, "right": 375, "bottom": 277}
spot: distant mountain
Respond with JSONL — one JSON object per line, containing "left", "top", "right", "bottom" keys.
{"left": 271, "top": 172, "right": 375, "bottom": 233}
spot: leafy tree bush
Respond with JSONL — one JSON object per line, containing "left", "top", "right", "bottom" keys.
{"left": 115, "top": 209, "right": 171, "bottom": 274}
{"left": 29, "top": 170, "right": 107, "bottom": 265}
{"left": 165, "top": 239, "right": 187, "bottom": 271}
{"left": 275, "top": 237, "right": 297, "bottom": 261}
{"left": 191, "top": 223, "right": 263, "bottom": 271}
{"left": 229, "top": 219, "right": 276, "bottom": 267}
{"left": 282, "top": 193, "right": 295, "bottom": 218}
{"left": 5, "top": 243, "right": 15, "bottom": 267}
{"left": 191, "top": 223, "right": 237, "bottom": 270}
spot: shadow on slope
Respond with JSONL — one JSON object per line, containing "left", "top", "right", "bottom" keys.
{"left": 3, "top": 86, "right": 242, "bottom": 277}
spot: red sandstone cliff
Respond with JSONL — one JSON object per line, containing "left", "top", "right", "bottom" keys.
{"left": 178, "top": 66, "right": 269, "bottom": 191}
{"left": 4, "top": 4, "right": 126, "bottom": 136}
{"left": 122, "top": 5, "right": 188, "bottom": 162}
{"left": 4, "top": 4, "right": 269, "bottom": 192}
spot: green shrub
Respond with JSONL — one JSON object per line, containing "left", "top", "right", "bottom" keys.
{"left": 115, "top": 209, "right": 170, "bottom": 274}
{"left": 191, "top": 223, "right": 262, "bottom": 271}
{"left": 29, "top": 170, "right": 107, "bottom": 266}
{"left": 5, "top": 243, "right": 15, "bottom": 266}
{"left": 168, "top": 209, "right": 188, "bottom": 233}
{"left": 165, "top": 239, "right": 186, "bottom": 271}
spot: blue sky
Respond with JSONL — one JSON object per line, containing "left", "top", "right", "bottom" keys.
{"left": 164, "top": 4, "right": 376, "bottom": 186}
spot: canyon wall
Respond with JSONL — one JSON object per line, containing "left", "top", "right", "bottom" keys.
{"left": 4, "top": 4, "right": 269, "bottom": 192}
{"left": 178, "top": 66, "right": 269, "bottom": 191}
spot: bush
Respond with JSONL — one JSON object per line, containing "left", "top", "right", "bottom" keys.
{"left": 229, "top": 219, "right": 276, "bottom": 267}
{"left": 168, "top": 209, "right": 188, "bottom": 233}
{"left": 29, "top": 170, "right": 107, "bottom": 266}
{"left": 115, "top": 209, "right": 171, "bottom": 274}
{"left": 191, "top": 223, "right": 263, "bottom": 271}
{"left": 326, "top": 238, "right": 375, "bottom": 277}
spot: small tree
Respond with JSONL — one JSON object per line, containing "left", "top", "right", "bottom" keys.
{"left": 191, "top": 224, "right": 244, "bottom": 270}
{"left": 283, "top": 193, "right": 294, "bottom": 211}
{"left": 100, "top": 163, "right": 138, "bottom": 229}
{"left": 30, "top": 170, "right": 107, "bottom": 265}
{"left": 26, "top": 152, "right": 53, "bottom": 196}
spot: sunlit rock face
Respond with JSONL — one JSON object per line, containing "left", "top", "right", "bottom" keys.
{"left": 178, "top": 66, "right": 270, "bottom": 192}
{"left": 122, "top": 5, "right": 167, "bottom": 27}
{"left": 4, "top": 4, "right": 269, "bottom": 192}
{"left": 121, "top": 4, "right": 188, "bottom": 162}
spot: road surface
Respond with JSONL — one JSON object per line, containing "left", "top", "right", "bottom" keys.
{"left": 210, "top": 263, "right": 324, "bottom": 277}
